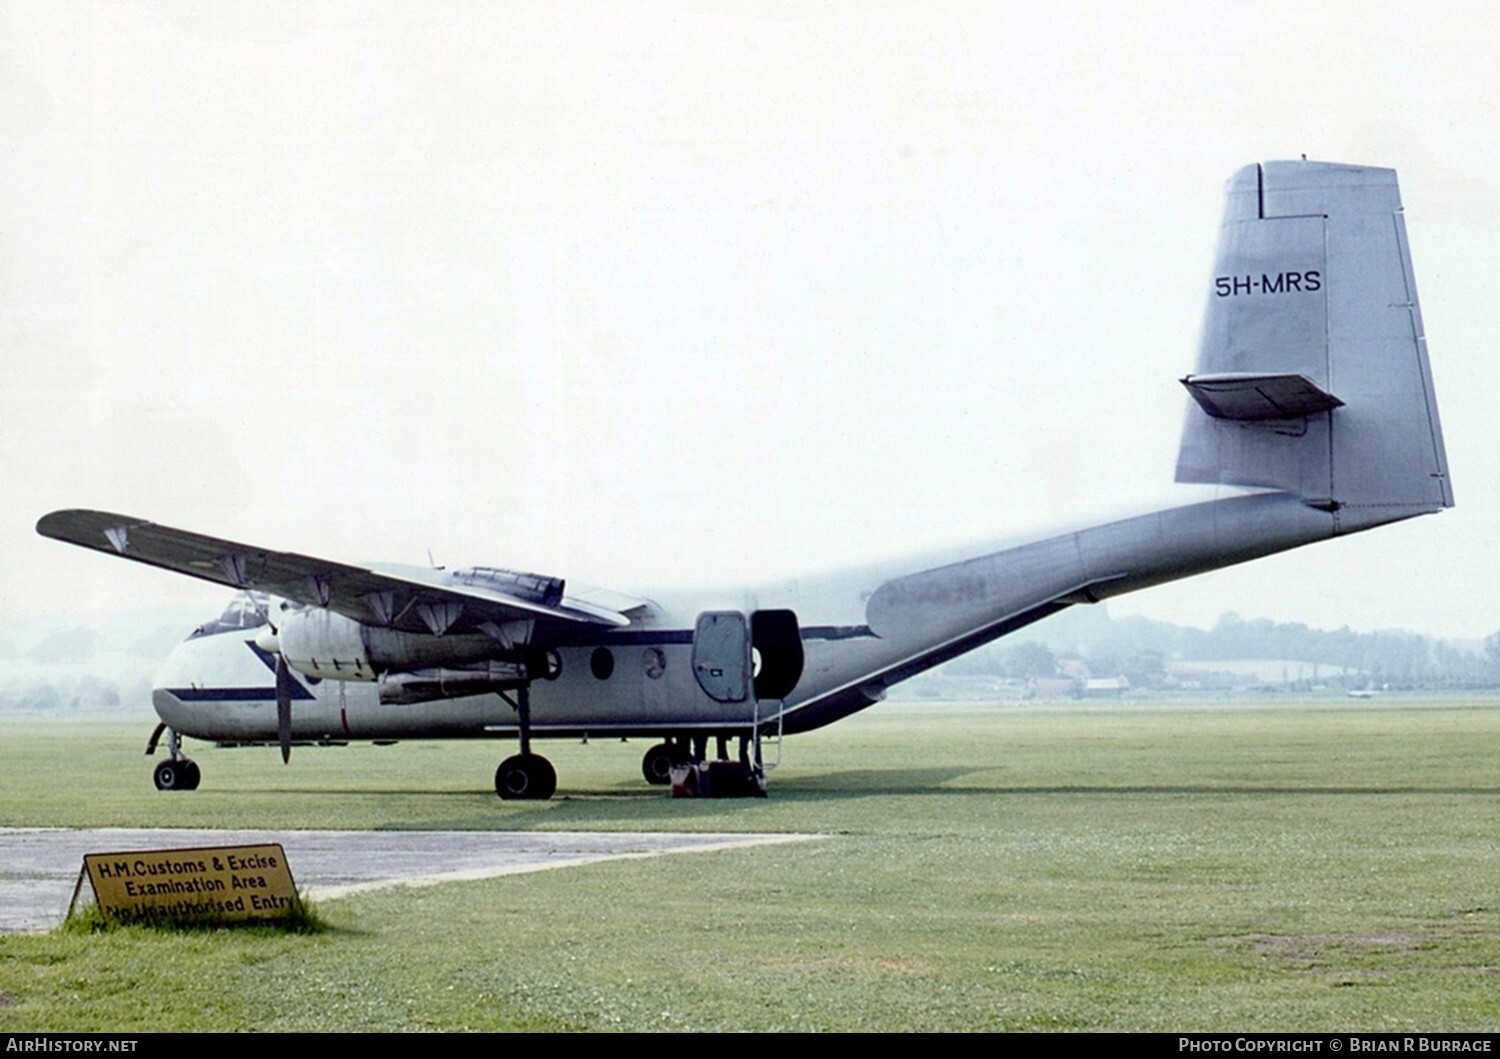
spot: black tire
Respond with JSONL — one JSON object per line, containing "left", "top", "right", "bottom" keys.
{"left": 495, "top": 754, "right": 557, "bottom": 800}
{"left": 153, "top": 760, "right": 183, "bottom": 791}
{"left": 179, "top": 759, "right": 202, "bottom": 790}
{"left": 641, "top": 743, "right": 677, "bottom": 785}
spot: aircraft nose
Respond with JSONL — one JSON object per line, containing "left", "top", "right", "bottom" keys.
{"left": 151, "top": 684, "right": 191, "bottom": 728}
{"left": 149, "top": 633, "right": 217, "bottom": 734}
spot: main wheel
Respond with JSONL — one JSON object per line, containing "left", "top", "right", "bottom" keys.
{"left": 641, "top": 742, "right": 685, "bottom": 785}
{"left": 179, "top": 759, "right": 202, "bottom": 790}
{"left": 495, "top": 753, "right": 557, "bottom": 800}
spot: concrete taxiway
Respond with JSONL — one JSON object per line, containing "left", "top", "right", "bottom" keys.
{"left": 0, "top": 827, "right": 816, "bottom": 933}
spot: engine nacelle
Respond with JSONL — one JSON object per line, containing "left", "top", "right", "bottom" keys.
{"left": 278, "top": 608, "right": 373, "bottom": 680}
{"left": 277, "top": 607, "right": 503, "bottom": 682}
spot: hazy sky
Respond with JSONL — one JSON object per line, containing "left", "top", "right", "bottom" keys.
{"left": 3, "top": 1, "right": 1497, "bottom": 639}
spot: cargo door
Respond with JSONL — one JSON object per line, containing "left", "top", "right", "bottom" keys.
{"left": 692, "top": 611, "right": 751, "bottom": 703}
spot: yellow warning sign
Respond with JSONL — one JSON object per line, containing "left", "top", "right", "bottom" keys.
{"left": 82, "top": 844, "right": 300, "bottom": 924}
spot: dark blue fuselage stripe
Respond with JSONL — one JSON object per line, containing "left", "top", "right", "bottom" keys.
{"left": 802, "top": 625, "right": 876, "bottom": 641}
{"left": 574, "top": 631, "right": 695, "bottom": 646}
{"left": 168, "top": 687, "right": 283, "bottom": 702}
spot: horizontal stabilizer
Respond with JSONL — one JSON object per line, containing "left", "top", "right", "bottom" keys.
{"left": 1181, "top": 372, "right": 1343, "bottom": 421}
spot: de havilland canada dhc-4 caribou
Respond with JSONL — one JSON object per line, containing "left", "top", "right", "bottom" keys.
{"left": 38, "top": 161, "right": 1453, "bottom": 800}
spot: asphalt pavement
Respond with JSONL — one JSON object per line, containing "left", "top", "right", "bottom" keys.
{"left": 0, "top": 827, "right": 815, "bottom": 932}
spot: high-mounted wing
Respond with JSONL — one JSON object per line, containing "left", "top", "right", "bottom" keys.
{"left": 36, "top": 509, "right": 634, "bottom": 640}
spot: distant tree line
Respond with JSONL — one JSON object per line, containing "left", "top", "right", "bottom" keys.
{"left": 941, "top": 608, "right": 1500, "bottom": 689}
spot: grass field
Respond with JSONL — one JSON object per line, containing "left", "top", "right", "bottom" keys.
{"left": 3, "top": 697, "right": 1499, "bottom": 1031}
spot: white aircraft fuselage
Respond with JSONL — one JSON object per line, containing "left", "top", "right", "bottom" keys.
{"left": 41, "top": 161, "right": 1453, "bottom": 798}
{"left": 151, "top": 486, "right": 1376, "bottom": 745}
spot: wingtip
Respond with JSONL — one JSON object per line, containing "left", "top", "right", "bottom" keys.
{"left": 35, "top": 509, "right": 151, "bottom": 551}
{"left": 34, "top": 509, "right": 80, "bottom": 538}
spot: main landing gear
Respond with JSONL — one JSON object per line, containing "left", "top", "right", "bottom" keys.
{"left": 494, "top": 683, "right": 557, "bottom": 800}
{"left": 146, "top": 723, "right": 200, "bottom": 791}
{"left": 641, "top": 734, "right": 766, "bottom": 797}
{"left": 641, "top": 740, "right": 691, "bottom": 785}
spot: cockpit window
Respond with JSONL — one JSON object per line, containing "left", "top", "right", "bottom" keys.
{"left": 188, "top": 591, "right": 271, "bottom": 639}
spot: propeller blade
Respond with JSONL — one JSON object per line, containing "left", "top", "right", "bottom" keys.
{"left": 275, "top": 655, "right": 293, "bottom": 764}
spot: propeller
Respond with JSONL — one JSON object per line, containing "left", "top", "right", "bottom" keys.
{"left": 275, "top": 653, "right": 293, "bottom": 764}
{"left": 257, "top": 622, "right": 294, "bottom": 764}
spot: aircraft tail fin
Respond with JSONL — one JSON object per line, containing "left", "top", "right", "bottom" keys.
{"left": 1175, "top": 161, "right": 1452, "bottom": 527}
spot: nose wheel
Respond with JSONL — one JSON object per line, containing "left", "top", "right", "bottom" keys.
{"left": 153, "top": 757, "right": 201, "bottom": 791}
{"left": 147, "top": 724, "right": 201, "bottom": 790}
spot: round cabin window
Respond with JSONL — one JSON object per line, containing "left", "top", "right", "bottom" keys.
{"left": 590, "top": 647, "right": 615, "bottom": 680}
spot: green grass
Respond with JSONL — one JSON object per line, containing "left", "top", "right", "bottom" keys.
{"left": 3, "top": 698, "right": 1499, "bottom": 1030}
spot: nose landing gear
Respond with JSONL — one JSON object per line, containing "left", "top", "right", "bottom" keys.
{"left": 146, "top": 722, "right": 201, "bottom": 791}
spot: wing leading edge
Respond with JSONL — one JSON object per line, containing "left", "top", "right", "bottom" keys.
{"left": 36, "top": 509, "right": 633, "bottom": 640}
